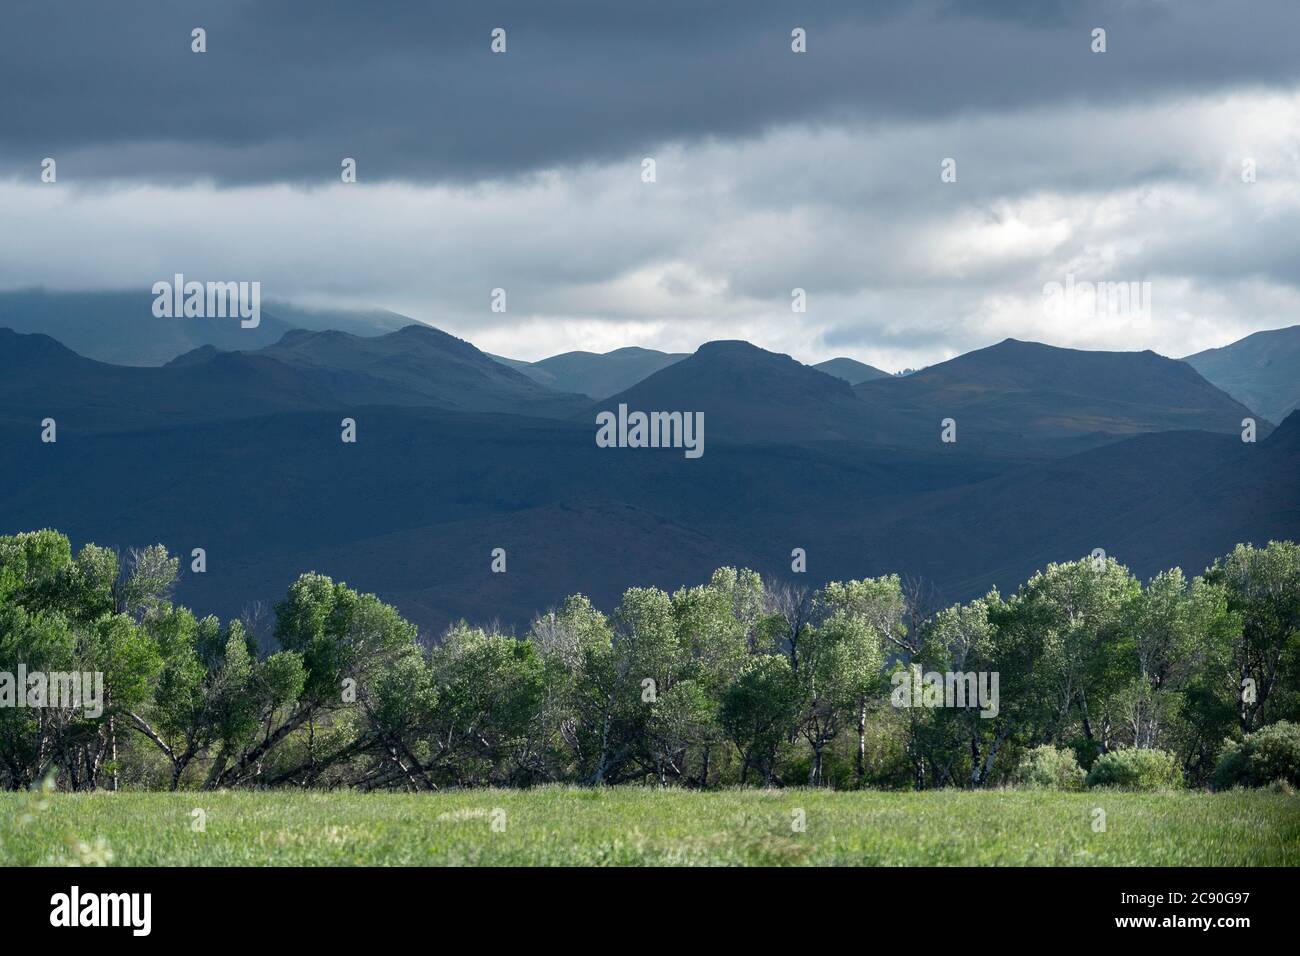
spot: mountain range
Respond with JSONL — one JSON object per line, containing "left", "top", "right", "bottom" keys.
{"left": 594, "top": 337, "right": 1261, "bottom": 453}
{"left": 0, "top": 298, "right": 1296, "bottom": 637}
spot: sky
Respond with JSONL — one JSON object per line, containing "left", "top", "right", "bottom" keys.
{"left": 2, "top": 0, "right": 1299, "bottom": 371}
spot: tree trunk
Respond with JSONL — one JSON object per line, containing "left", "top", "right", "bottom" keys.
{"left": 108, "top": 715, "right": 118, "bottom": 791}
{"left": 1079, "top": 690, "right": 1101, "bottom": 753}
{"left": 589, "top": 704, "right": 613, "bottom": 786}
{"left": 209, "top": 706, "right": 313, "bottom": 788}
{"left": 203, "top": 750, "right": 229, "bottom": 790}
{"left": 856, "top": 703, "right": 868, "bottom": 787}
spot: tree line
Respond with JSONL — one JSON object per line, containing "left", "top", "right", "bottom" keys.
{"left": 1, "top": 529, "right": 1297, "bottom": 792}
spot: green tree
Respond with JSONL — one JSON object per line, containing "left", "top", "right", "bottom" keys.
{"left": 817, "top": 577, "right": 904, "bottom": 786}
{"left": 427, "top": 624, "right": 545, "bottom": 787}
{"left": 796, "top": 605, "right": 879, "bottom": 786}
{"left": 205, "top": 573, "right": 411, "bottom": 788}
{"left": 529, "top": 594, "right": 622, "bottom": 784}
{"left": 1204, "top": 541, "right": 1300, "bottom": 731}
{"left": 720, "top": 654, "right": 799, "bottom": 785}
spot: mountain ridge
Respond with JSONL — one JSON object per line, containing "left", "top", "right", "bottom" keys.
{"left": 1183, "top": 324, "right": 1300, "bottom": 425}
{"left": 853, "top": 337, "right": 1263, "bottom": 446}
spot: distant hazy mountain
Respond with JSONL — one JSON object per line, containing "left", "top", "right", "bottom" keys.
{"left": 853, "top": 338, "right": 1261, "bottom": 448}
{"left": 813, "top": 357, "right": 890, "bottom": 384}
{"left": 496, "top": 346, "right": 688, "bottom": 399}
{"left": 0, "top": 290, "right": 294, "bottom": 365}
{"left": 256, "top": 303, "right": 414, "bottom": 338}
{"left": 1182, "top": 325, "right": 1300, "bottom": 425}
{"left": 489, "top": 353, "right": 559, "bottom": 388}
{"left": 0, "top": 289, "right": 408, "bottom": 366}
{"left": 0, "top": 324, "right": 588, "bottom": 431}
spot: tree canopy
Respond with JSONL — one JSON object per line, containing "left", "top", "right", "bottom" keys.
{"left": 1, "top": 530, "right": 1296, "bottom": 792}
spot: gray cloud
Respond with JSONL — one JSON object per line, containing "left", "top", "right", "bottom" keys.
{"left": 4, "top": 0, "right": 1300, "bottom": 185}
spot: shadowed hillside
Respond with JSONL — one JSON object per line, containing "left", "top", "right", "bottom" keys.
{"left": 0, "top": 403, "right": 1009, "bottom": 635}
{"left": 4, "top": 398, "right": 1293, "bottom": 635}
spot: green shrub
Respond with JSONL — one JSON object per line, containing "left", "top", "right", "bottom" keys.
{"left": 1013, "top": 744, "right": 1086, "bottom": 790}
{"left": 1086, "top": 748, "right": 1183, "bottom": 790}
{"left": 1211, "top": 721, "right": 1300, "bottom": 791}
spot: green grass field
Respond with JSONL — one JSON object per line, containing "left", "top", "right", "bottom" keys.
{"left": 2, "top": 788, "right": 1297, "bottom": 866}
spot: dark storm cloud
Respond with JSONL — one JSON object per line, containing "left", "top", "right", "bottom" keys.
{"left": 4, "top": 0, "right": 1299, "bottom": 185}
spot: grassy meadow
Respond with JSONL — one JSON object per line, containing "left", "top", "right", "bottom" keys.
{"left": 2, "top": 787, "right": 1297, "bottom": 867}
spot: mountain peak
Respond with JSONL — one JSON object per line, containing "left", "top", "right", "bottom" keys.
{"left": 0, "top": 327, "right": 84, "bottom": 365}
{"left": 853, "top": 336, "right": 1260, "bottom": 446}
{"left": 390, "top": 323, "right": 449, "bottom": 339}
{"left": 814, "top": 356, "right": 890, "bottom": 385}
{"left": 1, "top": 326, "right": 70, "bottom": 349}
{"left": 165, "top": 344, "right": 223, "bottom": 367}
{"left": 593, "top": 338, "right": 866, "bottom": 442}
{"left": 385, "top": 323, "right": 484, "bottom": 359}
{"left": 695, "top": 339, "right": 770, "bottom": 356}
{"left": 517, "top": 345, "right": 689, "bottom": 400}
